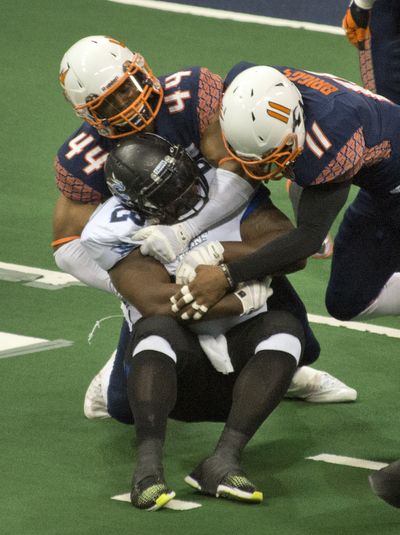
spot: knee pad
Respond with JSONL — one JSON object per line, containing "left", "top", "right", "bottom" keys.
{"left": 251, "top": 311, "right": 305, "bottom": 351}
{"left": 132, "top": 335, "right": 177, "bottom": 363}
{"left": 255, "top": 333, "right": 302, "bottom": 364}
{"left": 131, "top": 315, "right": 192, "bottom": 363}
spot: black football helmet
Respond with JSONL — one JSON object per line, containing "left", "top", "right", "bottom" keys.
{"left": 105, "top": 133, "right": 209, "bottom": 222}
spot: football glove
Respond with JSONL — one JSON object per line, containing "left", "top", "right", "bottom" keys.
{"left": 342, "top": 1, "right": 371, "bottom": 50}
{"left": 175, "top": 241, "right": 225, "bottom": 284}
{"left": 132, "top": 222, "right": 194, "bottom": 263}
{"left": 234, "top": 277, "right": 273, "bottom": 316}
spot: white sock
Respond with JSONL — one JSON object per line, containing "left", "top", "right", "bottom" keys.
{"left": 356, "top": 273, "right": 400, "bottom": 318}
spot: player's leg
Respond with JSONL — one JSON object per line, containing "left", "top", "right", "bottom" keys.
{"left": 126, "top": 314, "right": 219, "bottom": 510}
{"left": 84, "top": 318, "right": 131, "bottom": 421}
{"left": 325, "top": 190, "right": 400, "bottom": 321}
{"left": 125, "top": 315, "right": 190, "bottom": 510}
{"left": 270, "top": 276, "right": 357, "bottom": 402}
{"left": 185, "top": 310, "right": 304, "bottom": 503}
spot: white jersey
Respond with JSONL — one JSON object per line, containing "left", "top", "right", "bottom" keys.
{"left": 81, "top": 170, "right": 267, "bottom": 333}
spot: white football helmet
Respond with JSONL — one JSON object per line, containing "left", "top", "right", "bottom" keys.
{"left": 220, "top": 66, "right": 305, "bottom": 180}
{"left": 59, "top": 36, "right": 163, "bottom": 138}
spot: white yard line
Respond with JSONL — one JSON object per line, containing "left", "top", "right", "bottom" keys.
{"left": 307, "top": 453, "right": 388, "bottom": 471}
{"left": 0, "top": 332, "right": 73, "bottom": 359}
{"left": 108, "top": 0, "right": 343, "bottom": 35}
{"left": 307, "top": 314, "right": 400, "bottom": 339}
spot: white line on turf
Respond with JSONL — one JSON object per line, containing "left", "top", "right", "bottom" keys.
{"left": 0, "top": 332, "right": 73, "bottom": 359}
{"left": 111, "top": 493, "right": 202, "bottom": 510}
{"left": 307, "top": 454, "right": 388, "bottom": 471}
{"left": 308, "top": 314, "right": 400, "bottom": 339}
{"left": 108, "top": 0, "right": 343, "bottom": 35}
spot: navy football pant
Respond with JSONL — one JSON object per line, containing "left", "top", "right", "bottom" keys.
{"left": 326, "top": 190, "right": 400, "bottom": 321}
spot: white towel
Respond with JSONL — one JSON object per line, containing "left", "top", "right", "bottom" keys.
{"left": 198, "top": 333, "right": 234, "bottom": 374}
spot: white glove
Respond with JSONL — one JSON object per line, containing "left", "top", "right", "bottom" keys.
{"left": 175, "top": 241, "right": 225, "bottom": 284}
{"left": 234, "top": 277, "right": 273, "bottom": 316}
{"left": 132, "top": 222, "right": 194, "bottom": 263}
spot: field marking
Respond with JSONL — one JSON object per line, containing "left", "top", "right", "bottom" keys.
{"left": 112, "top": 492, "right": 202, "bottom": 510}
{"left": 308, "top": 314, "right": 400, "bottom": 339}
{"left": 0, "top": 261, "right": 83, "bottom": 290}
{"left": 307, "top": 453, "right": 388, "bottom": 471}
{"left": 108, "top": 0, "right": 343, "bottom": 35}
{"left": 0, "top": 332, "right": 73, "bottom": 359}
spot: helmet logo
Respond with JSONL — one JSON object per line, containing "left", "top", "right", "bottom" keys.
{"left": 59, "top": 67, "right": 69, "bottom": 87}
{"left": 267, "top": 101, "right": 291, "bottom": 124}
{"left": 108, "top": 173, "right": 131, "bottom": 205}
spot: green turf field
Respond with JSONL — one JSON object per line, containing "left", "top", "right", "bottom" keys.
{"left": 1, "top": 1, "right": 399, "bottom": 533}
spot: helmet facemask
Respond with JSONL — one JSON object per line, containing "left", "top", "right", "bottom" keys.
{"left": 223, "top": 132, "right": 302, "bottom": 181}
{"left": 73, "top": 55, "right": 163, "bottom": 138}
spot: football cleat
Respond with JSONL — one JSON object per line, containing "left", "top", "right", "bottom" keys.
{"left": 185, "top": 457, "right": 263, "bottom": 503}
{"left": 312, "top": 234, "right": 334, "bottom": 259}
{"left": 83, "top": 350, "right": 116, "bottom": 419}
{"left": 369, "top": 460, "right": 400, "bottom": 508}
{"left": 131, "top": 474, "right": 176, "bottom": 511}
{"left": 285, "top": 366, "right": 357, "bottom": 403}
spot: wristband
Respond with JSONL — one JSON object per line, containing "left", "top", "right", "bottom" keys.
{"left": 220, "top": 263, "right": 235, "bottom": 290}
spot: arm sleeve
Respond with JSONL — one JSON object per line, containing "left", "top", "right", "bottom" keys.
{"left": 182, "top": 168, "right": 255, "bottom": 237}
{"left": 227, "top": 181, "right": 351, "bottom": 284}
{"left": 53, "top": 239, "right": 119, "bottom": 295}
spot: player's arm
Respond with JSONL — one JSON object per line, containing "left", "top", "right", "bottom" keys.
{"left": 342, "top": 0, "right": 374, "bottom": 50}
{"left": 109, "top": 249, "right": 244, "bottom": 319}
{"left": 52, "top": 194, "right": 97, "bottom": 245}
{"left": 227, "top": 180, "right": 351, "bottom": 284}
{"left": 224, "top": 202, "right": 307, "bottom": 274}
{"left": 51, "top": 155, "right": 117, "bottom": 293}
{"left": 171, "top": 179, "right": 351, "bottom": 315}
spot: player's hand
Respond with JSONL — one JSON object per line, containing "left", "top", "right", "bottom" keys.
{"left": 342, "top": 1, "right": 371, "bottom": 50}
{"left": 234, "top": 277, "right": 273, "bottom": 315}
{"left": 175, "top": 241, "right": 225, "bottom": 284}
{"left": 132, "top": 222, "right": 193, "bottom": 263}
{"left": 170, "top": 264, "right": 230, "bottom": 320}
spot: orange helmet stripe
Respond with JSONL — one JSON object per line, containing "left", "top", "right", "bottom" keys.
{"left": 267, "top": 101, "right": 290, "bottom": 123}
{"left": 267, "top": 109, "right": 289, "bottom": 123}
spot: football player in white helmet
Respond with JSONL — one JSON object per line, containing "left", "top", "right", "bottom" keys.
{"left": 220, "top": 65, "right": 305, "bottom": 181}
{"left": 59, "top": 35, "right": 163, "bottom": 138}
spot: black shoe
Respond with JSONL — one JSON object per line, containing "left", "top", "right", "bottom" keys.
{"left": 130, "top": 474, "right": 175, "bottom": 511}
{"left": 184, "top": 457, "right": 263, "bottom": 503}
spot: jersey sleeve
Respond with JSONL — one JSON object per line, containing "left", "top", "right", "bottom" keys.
{"left": 295, "top": 97, "right": 366, "bottom": 186}
{"left": 80, "top": 197, "right": 146, "bottom": 271}
{"left": 55, "top": 157, "right": 103, "bottom": 204}
{"left": 197, "top": 67, "right": 223, "bottom": 135}
{"left": 55, "top": 123, "right": 113, "bottom": 203}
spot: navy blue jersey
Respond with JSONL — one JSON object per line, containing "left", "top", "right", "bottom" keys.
{"left": 226, "top": 62, "right": 400, "bottom": 195}
{"left": 55, "top": 67, "right": 223, "bottom": 203}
